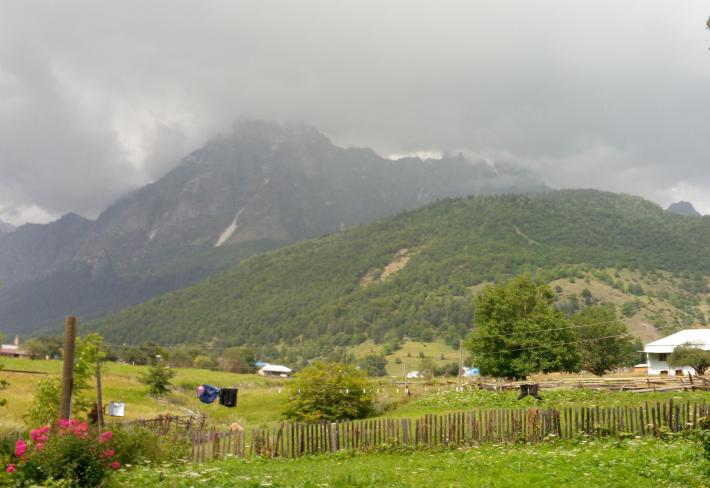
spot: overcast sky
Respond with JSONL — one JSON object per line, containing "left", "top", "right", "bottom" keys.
{"left": 1, "top": 1, "right": 709, "bottom": 225}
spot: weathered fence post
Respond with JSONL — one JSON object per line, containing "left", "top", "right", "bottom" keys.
{"left": 59, "top": 316, "right": 77, "bottom": 420}
{"left": 330, "top": 422, "right": 339, "bottom": 452}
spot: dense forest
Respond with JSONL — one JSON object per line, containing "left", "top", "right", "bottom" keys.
{"left": 86, "top": 190, "right": 710, "bottom": 361}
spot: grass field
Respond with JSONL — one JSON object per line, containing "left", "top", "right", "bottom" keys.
{"left": 113, "top": 437, "right": 710, "bottom": 487}
{"left": 0, "top": 358, "right": 289, "bottom": 429}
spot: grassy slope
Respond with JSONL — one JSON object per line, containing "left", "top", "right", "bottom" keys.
{"left": 87, "top": 190, "right": 710, "bottom": 354}
{"left": 0, "top": 358, "right": 288, "bottom": 430}
{"left": 5, "top": 358, "right": 710, "bottom": 432}
{"left": 114, "top": 437, "right": 710, "bottom": 487}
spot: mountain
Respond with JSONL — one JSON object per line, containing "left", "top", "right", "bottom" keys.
{"left": 0, "top": 120, "right": 546, "bottom": 333}
{"left": 667, "top": 201, "right": 702, "bottom": 217}
{"left": 0, "top": 219, "right": 15, "bottom": 234}
{"left": 88, "top": 190, "right": 710, "bottom": 359}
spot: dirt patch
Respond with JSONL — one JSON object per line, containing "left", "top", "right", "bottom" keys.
{"left": 360, "top": 249, "right": 413, "bottom": 287}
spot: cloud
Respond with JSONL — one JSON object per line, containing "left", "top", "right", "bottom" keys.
{"left": 0, "top": 0, "right": 709, "bottom": 223}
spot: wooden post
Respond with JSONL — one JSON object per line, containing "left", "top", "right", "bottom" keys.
{"left": 95, "top": 358, "right": 105, "bottom": 429}
{"left": 59, "top": 316, "right": 77, "bottom": 420}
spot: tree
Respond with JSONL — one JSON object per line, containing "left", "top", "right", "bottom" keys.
{"left": 24, "top": 336, "right": 63, "bottom": 359}
{"left": 72, "top": 333, "right": 106, "bottom": 414}
{"left": 465, "top": 275, "right": 580, "bottom": 380}
{"left": 138, "top": 362, "right": 177, "bottom": 395}
{"left": 573, "top": 305, "right": 636, "bottom": 376}
{"left": 418, "top": 357, "right": 436, "bottom": 380}
{"left": 283, "top": 361, "right": 374, "bottom": 421}
{"left": 220, "top": 346, "right": 256, "bottom": 373}
{"left": 668, "top": 343, "right": 710, "bottom": 375}
{"left": 192, "top": 354, "right": 218, "bottom": 370}
{"left": 358, "top": 353, "right": 387, "bottom": 377}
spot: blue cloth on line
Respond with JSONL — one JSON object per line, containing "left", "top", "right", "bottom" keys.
{"left": 197, "top": 384, "right": 221, "bottom": 404}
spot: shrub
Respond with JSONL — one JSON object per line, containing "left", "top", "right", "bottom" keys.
{"left": 3, "top": 420, "right": 121, "bottom": 487}
{"left": 110, "top": 425, "right": 189, "bottom": 466}
{"left": 138, "top": 362, "right": 177, "bottom": 395}
{"left": 283, "top": 361, "right": 375, "bottom": 422}
{"left": 25, "top": 377, "right": 60, "bottom": 426}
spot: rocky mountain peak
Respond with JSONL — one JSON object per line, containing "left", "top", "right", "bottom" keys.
{"left": 667, "top": 201, "right": 702, "bottom": 217}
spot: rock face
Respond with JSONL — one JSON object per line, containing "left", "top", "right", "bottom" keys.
{"left": 667, "top": 201, "right": 702, "bottom": 217}
{"left": 0, "top": 120, "right": 547, "bottom": 333}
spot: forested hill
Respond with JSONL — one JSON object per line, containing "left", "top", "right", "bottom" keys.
{"left": 88, "top": 190, "right": 710, "bottom": 355}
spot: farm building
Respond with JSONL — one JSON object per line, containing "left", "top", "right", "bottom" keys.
{"left": 0, "top": 335, "right": 28, "bottom": 358}
{"left": 258, "top": 364, "right": 292, "bottom": 377}
{"left": 644, "top": 329, "right": 710, "bottom": 376}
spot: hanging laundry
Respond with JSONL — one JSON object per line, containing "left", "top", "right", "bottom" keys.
{"left": 219, "top": 388, "right": 238, "bottom": 407}
{"left": 196, "top": 384, "right": 220, "bottom": 404}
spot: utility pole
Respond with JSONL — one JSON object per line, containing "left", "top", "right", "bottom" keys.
{"left": 403, "top": 359, "right": 407, "bottom": 394}
{"left": 59, "top": 316, "right": 77, "bottom": 420}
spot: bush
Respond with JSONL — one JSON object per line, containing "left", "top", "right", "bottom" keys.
{"left": 25, "top": 377, "right": 60, "bottom": 426}
{"left": 283, "top": 361, "right": 375, "bottom": 422}
{"left": 2, "top": 420, "right": 121, "bottom": 487}
{"left": 111, "top": 425, "right": 189, "bottom": 466}
{"left": 138, "top": 363, "right": 177, "bottom": 395}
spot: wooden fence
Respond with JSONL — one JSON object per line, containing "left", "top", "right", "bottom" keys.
{"left": 190, "top": 399, "right": 710, "bottom": 463}
{"left": 117, "top": 414, "right": 205, "bottom": 434}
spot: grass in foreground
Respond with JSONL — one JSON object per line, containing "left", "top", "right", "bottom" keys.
{"left": 114, "top": 437, "right": 710, "bottom": 487}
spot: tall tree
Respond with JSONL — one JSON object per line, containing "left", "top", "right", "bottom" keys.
{"left": 465, "top": 275, "right": 580, "bottom": 379}
{"left": 573, "top": 305, "right": 635, "bottom": 376}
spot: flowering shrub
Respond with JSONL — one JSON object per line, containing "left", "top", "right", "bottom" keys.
{"left": 2, "top": 419, "right": 120, "bottom": 487}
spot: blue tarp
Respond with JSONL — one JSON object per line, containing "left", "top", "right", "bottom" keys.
{"left": 463, "top": 368, "right": 480, "bottom": 377}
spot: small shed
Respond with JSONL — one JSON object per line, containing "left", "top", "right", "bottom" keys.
{"left": 406, "top": 371, "right": 422, "bottom": 379}
{"left": 258, "top": 364, "right": 292, "bottom": 377}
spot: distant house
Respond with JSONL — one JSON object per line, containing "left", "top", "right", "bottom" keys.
{"left": 0, "top": 335, "right": 29, "bottom": 358}
{"left": 258, "top": 364, "right": 292, "bottom": 377}
{"left": 406, "top": 371, "right": 423, "bottom": 379}
{"left": 644, "top": 329, "right": 710, "bottom": 376}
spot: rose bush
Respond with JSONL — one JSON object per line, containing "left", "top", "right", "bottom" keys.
{"left": 2, "top": 419, "right": 120, "bottom": 487}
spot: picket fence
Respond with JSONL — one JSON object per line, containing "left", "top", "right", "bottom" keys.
{"left": 189, "top": 399, "right": 709, "bottom": 463}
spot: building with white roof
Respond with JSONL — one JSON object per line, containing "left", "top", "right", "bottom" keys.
{"left": 644, "top": 329, "right": 710, "bottom": 376}
{"left": 258, "top": 364, "right": 293, "bottom": 377}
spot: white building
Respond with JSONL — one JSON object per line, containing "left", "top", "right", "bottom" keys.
{"left": 258, "top": 364, "right": 292, "bottom": 377}
{"left": 644, "top": 329, "right": 710, "bottom": 376}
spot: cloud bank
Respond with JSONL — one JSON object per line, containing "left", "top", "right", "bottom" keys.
{"left": 1, "top": 0, "right": 709, "bottom": 224}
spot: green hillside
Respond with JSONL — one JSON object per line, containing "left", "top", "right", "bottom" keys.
{"left": 88, "top": 190, "right": 710, "bottom": 360}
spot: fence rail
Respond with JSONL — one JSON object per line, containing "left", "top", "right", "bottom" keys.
{"left": 117, "top": 414, "right": 205, "bottom": 434}
{"left": 190, "top": 399, "right": 710, "bottom": 463}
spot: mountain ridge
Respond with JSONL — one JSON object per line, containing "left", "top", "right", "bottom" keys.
{"left": 86, "top": 189, "right": 710, "bottom": 360}
{"left": 0, "top": 120, "right": 546, "bottom": 333}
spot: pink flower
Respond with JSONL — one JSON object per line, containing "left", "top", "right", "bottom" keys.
{"left": 14, "top": 439, "right": 27, "bottom": 457}
{"left": 35, "top": 442, "right": 45, "bottom": 452}
{"left": 5, "top": 464, "right": 16, "bottom": 473}
{"left": 30, "top": 426, "right": 50, "bottom": 443}
{"left": 110, "top": 461, "right": 121, "bottom": 470}
{"left": 100, "top": 431, "right": 113, "bottom": 443}
{"left": 101, "top": 449, "right": 116, "bottom": 459}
